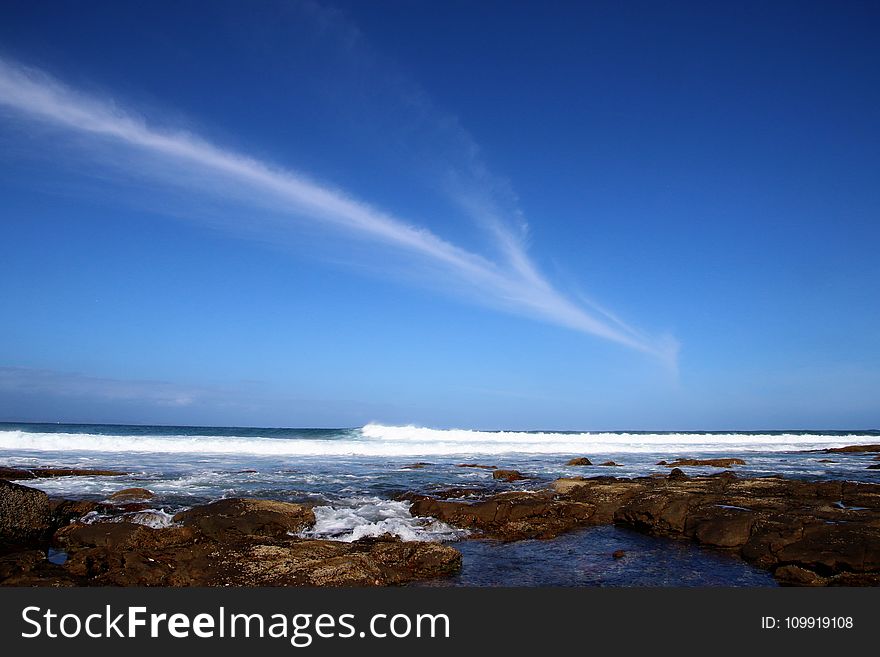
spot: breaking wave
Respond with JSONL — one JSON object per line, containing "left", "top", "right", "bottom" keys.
{"left": 300, "top": 497, "right": 468, "bottom": 542}
{"left": 0, "top": 424, "right": 877, "bottom": 457}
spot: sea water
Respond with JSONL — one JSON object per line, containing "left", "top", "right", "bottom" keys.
{"left": 2, "top": 422, "right": 877, "bottom": 585}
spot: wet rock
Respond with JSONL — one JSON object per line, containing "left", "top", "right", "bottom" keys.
{"left": 773, "top": 564, "right": 829, "bottom": 586}
{"left": 661, "top": 458, "right": 746, "bottom": 468}
{"left": 566, "top": 457, "right": 592, "bottom": 466}
{"left": 0, "top": 549, "right": 78, "bottom": 586}
{"left": 409, "top": 472, "right": 880, "bottom": 586}
{"left": 108, "top": 488, "right": 155, "bottom": 502}
{"left": 867, "top": 464, "right": 880, "bottom": 470}
{"left": 0, "top": 467, "right": 126, "bottom": 480}
{"left": 456, "top": 463, "right": 497, "bottom": 469}
{"left": 173, "top": 498, "right": 315, "bottom": 540}
{"left": 28, "top": 520, "right": 460, "bottom": 587}
{"left": 822, "top": 444, "right": 880, "bottom": 453}
{"left": 1, "top": 480, "right": 52, "bottom": 549}
{"left": 55, "top": 522, "right": 199, "bottom": 552}
{"left": 598, "top": 461, "right": 621, "bottom": 467}
{"left": 427, "top": 487, "right": 491, "bottom": 500}
{"left": 409, "top": 491, "right": 595, "bottom": 540}
{"left": 612, "top": 549, "right": 626, "bottom": 559}
{"left": 667, "top": 468, "right": 688, "bottom": 481}
{"left": 402, "top": 463, "right": 431, "bottom": 470}
{"left": 49, "top": 499, "right": 100, "bottom": 526}
{"left": 492, "top": 469, "right": 527, "bottom": 482}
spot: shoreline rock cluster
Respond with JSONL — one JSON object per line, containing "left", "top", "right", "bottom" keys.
{"left": 3, "top": 448, "right": 879, "bottom": 587}
{"left": 0, "top": 479, "right": 460, "bottom": 587}
{"left": 408, "top": 467, "right": 880, "bottom": 586}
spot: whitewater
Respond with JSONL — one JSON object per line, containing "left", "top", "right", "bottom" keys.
{"left": 1, "top": 422, "right": 877, "bottom": 456}
{"left": 2, "top": 422, "right": 878, "bottom": 548}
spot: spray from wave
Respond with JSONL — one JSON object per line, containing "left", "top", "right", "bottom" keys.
{"left": 0, "top": 424, "right": 877, "bottom": 456}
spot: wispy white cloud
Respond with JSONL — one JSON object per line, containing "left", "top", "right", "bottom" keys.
{"left": 0, "top": 57, "right": 676, "bottom": 362}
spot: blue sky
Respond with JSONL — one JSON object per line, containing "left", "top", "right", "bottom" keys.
{"left": 0, "top": 0, "right": 878, "bottom": 429}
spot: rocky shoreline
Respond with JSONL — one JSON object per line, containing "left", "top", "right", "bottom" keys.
{"left": 408, "top": 466, "right": 880, "bottom": 586}
{"left": 2, "top": 452, "right": 879, "bottom": 587}
{"left": 0, "top": 477, "right": 461, "bottom": 587}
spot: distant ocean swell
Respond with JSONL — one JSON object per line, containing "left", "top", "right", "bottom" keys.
{"left": 0, "top": 423, "right": 877, "bottom": 456}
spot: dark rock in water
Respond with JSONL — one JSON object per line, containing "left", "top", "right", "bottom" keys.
{"left": 867, "top": 464, "right": 880, "bottom": 470}
{"left": 0, "top": 480, "right": 52, "bottom": 549}
{"left": 612, "top": 549, "right": 626, "bottom": 559}
{"left": 111, "top": 502, "right": 153, "bottom": 513}
{"left": 822, "top": 444, "right": 880, "bottom": 453}
{"left": 55, "top": 522, "right": 198, "bottom": 552}
{"left": 667, "top": 468, "right": 688, "bottom": 481}
{"left": 598, "top": 461, "right": 621, "bottom": 467}
{"left": 567, "top": 457, "right": 592, "bottom": 466}
{"left": 430, "top": 487, "right": 491, "bottom": 500}
{"left": 0, "top": 467, "right": 126, "bottom": 480}
{"left": 108, "top": 488, "right": 155, "bottom": 502}
{"left": 0, "top": 495, "right": 464, "bottom": 587}
{"left": 44, "top": 514, "right": 460, "bottom": 587}
{"left": 662, "top": 458, "right": 746, "bottom": 468}
{"left": 409, "top": 491, "right": 595, "bottom": 541}
{"left": 49, "top": 499, "right": 100, "bottom": 526}
{"left": 402, "top": 463, "right": 431, "bottom": 470}
{"left": 457, "top": 463, "right": 497, "bottom": 469}
{"left": 173, "top": 498, "right": 315, "bottom": 540}
{"left": 492, "top": 469, "right": 527, "bottom": 482}
{"left": 817, "top": 459, "right": 836, "bottom": 463}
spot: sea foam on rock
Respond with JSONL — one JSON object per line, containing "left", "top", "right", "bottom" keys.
{"left": 0, "top": 494, "right": 462, "bottom": 587}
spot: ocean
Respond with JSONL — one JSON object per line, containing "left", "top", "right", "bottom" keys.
{"left": 3, "top": 422, "right": 878, "bottom": 586}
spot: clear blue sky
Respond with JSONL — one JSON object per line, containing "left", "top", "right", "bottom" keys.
{"left": 0, "top": 0, "right": 877, "bottom": 429}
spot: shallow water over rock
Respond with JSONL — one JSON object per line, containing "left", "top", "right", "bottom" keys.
{"left": 416, "top": 525, "right": 777, "bottom": 587}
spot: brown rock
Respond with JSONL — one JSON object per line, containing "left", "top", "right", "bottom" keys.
{"left": 49, "top": 499, "right": 100, "bottom": 526}
{"left": 173, "top": 498, "right": 315, "bottom": 540}
{"left": 108, "top": 488, "right": 155, "bottom": 502}
{"left": 662, "top": 458, "right": 746, "bottom": 468}
{"left": 456, "top": 463, "right": 497, "bottom": 469}
{"left": 409, "top": 472, "right": 880, "bottom": 586}
{"left": 23, "top": 521, "right": 461, "bottom": 587}
{"left": 598, "top": 461, "right": 621, "bottom": 467}
{"left": 0, "top": 549, "right": 78, "bottom": 587}
{"left": 410, "top": 491, "right": 595, "bottom": 540}
{"left": 567, "top": 457, "right": 592, "bottom": 466}
{"left": 823, "top": 444, "right": 880, "bottom": 453}
{"left": 773, "top": 564, "right": 828, "bottom": 586}
{"left": 401, "top": 463, "right": 430, "bottom": 470}
{"left": 667, "top": 468, "right": 688, "bottom": 481}
{"left": 0, "top": 480, "right": 51, "bottom": 548}
{"left": 492, "top": 469, "right": 527, "bottom": 482}
{"left": 612, "top": 549, "right": 626, "bottom": 559}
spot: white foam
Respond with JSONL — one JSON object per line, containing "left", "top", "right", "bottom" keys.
{"left": 80, "top": 508, "right": 176, "bottom": 529}
{"left": 301, "top": 497, "right": 468, "bottom": 543}
{"left": 0, "top": 426, "right": 876, "bottom": 457}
